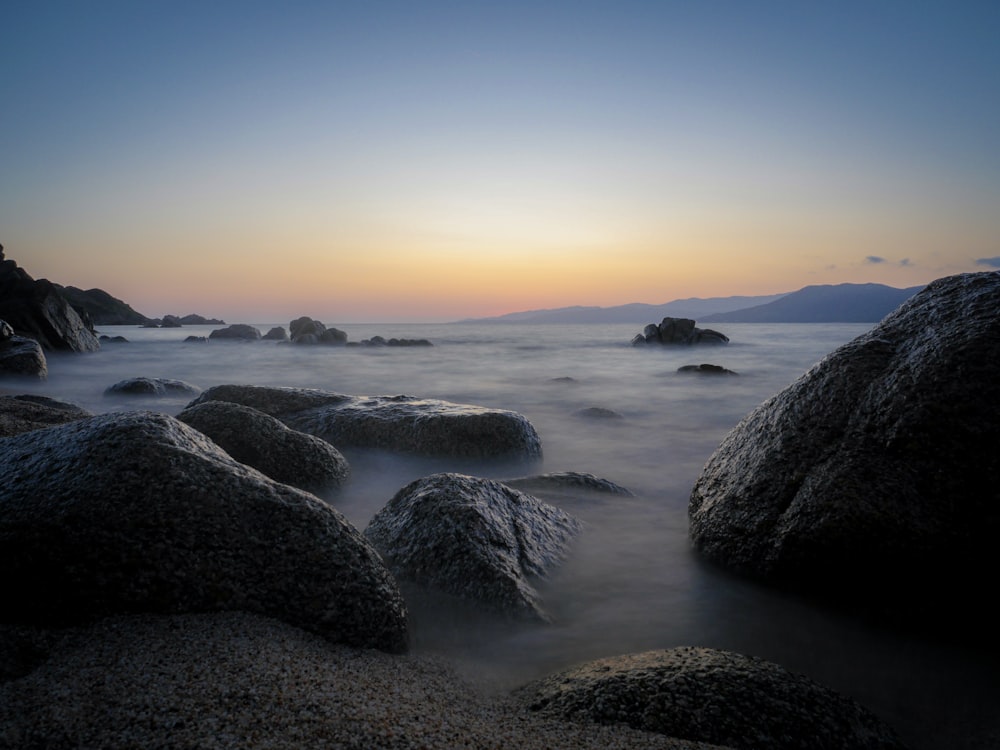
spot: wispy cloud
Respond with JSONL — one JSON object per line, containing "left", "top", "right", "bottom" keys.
{"left": 899, "top": 258, "right": 913, "bottom": 267}
{"left": 865, "top": 256, "right": 887, "bottom": 264}
{"left": 975, "top": 256, "right": 1000, "bottom": 268}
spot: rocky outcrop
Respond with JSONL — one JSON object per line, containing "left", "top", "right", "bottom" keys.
{"left": 176, "top": 401, "right": 350, "bottom": 493}
{"left": 0, "top": 411, "right": 408, "bottom": 652}
{"left": 677, "top": 363, "right": 737, "bottom": 375}
{"left": 689, "top": 272, "right": 1000, "bottom": 626}
{"left": 104, "top": 377, "right": 201, "bottom": 397}
{"left": 364, "top": 473, "right": 581, "bottom": 621}
{"left": 262, "top": 326, "right": 288, "bottom": 341}
{"left": 55, "top": 285, "right": 150, "bottom": 326}
{"left": 160, "top": 315, "right": 183, "bottom": 327}
{"left": 631, "top": 317, "right": 729, "bottom": 346}
{"left": 515, "top": 647, "right": 906, "bottom": 750}
{"left": 209, "top": 324, "right": 261, "bottom": 341}
{"left": 0, "top": 320, "right": 47, "bottom": 379}
{"left": 0, "top": 246, "right": 100, "bottom": 352}
{"left": 290, "top": 317, "right": 347, "bottom": 345}
{"left": 0, "top": 395, "right": 91, "bottom": 437}
{"left": 188, "top": 384, "right": 543, "bottom": 460}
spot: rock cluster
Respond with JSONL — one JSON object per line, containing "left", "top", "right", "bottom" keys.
{"left": 176, "top": 400, "right": 350, "bottom": 493}
{"left": 515, "top": 647, "right": 906, "bottom": 750}
{"left": 365, "top": 473, "right": 581, "bottom": 620}
{"left": 631, "top": 317, "right": 729, "bottom": 346}
{"left": 0, "top": 246, "right": 100, "bottom": 352}
{"left": 689, "top": 271, "right": 1000, "bottom": 627}
{"left": 188, "top": 384, "right": 543, "bottom": 460}
{"left": 290, "top": 316, "right": 347, "bottom": 345}
{"left": 0, "top": 411, "right": 408, "bottom": 653}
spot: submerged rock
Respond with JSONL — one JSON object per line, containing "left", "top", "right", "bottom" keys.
{"left": 104, "top": 377, "right": 201, "bottom": 397}
{"left": 364, "top": 473, "right": 581, "bottom": 621}
{"left": 176, "top": 400, "right": 350, "bottom": 493}
{"left": 574, "top": 406, "right": 624, "bottom": 420}
{"left": 677, "top": 363, "right": 737, "bottom": 375}
{"left": 0, "top": 395, "right": 91, "bottom": 437}
{"left": 0, "top": 411, "right": 408, "bottom": 653}
{"left": 515, "top": 647, "right": 907, "bottom": 750}
{"left": 188, "top": 384, "right": 542, "bottom": 460}
{"left": 689, "top": 271, "right": 1000, "bottom": 627}
{"left": 502, "top": 471, "right": 634, "bottom": 497}
{"left": 209, "top": 324, "right": 261, "bottom": 341}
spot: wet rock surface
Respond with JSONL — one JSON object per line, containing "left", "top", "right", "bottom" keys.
{"left": 364, "top": 473, "right": 581, "bottom": 621}
{"left": 515, "top": 647, "right": 907, "bottom": 750}
{"left": 176, "top": 400, "right": 350, "bottom": 493}
{"left": 188, "top": 384, "right": 543, "bottom": 460}
{"left": 0, "top": 411, "right": 408, "bottom": 653}
{"left": 689, "top": 271, "right": 1000, "bottom": 629}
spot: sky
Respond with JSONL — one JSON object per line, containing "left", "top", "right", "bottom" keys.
{"left": 2, "top": 1, "right": 998, "bottom": 322}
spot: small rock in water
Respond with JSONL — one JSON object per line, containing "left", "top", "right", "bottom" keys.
{"left": 104, "top": 377, "right": 201, "bottom": 397}
{"left": 677, "top": 363, "right": 737, "bottom": 375}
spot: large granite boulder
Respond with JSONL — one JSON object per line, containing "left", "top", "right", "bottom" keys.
{"left": 0, "top": 247, "right": 101, "bottom": 352}
{"left": 176, "top": 400, "right": 350, "bottom": 493}
{"left": 515, "top": 647, "right": 906, "bottom": 750}
{"left": 0, "top": 411, "right": 408, "bottom": 653}
{"left": 364, "top": 473, "right": 581, "bottom": 621}
{"left": 689, "top": 271, "right": 1000, "bottom": 624}
{"left": 104, "top": 377, "right": 201, "bottom": 397}
{"left": 0, "top": 395, "right": 91, "bottom": 437}
{"left": 0, "top": 320, "right": 47, "bottom": 379}
{"left": 631, "top": 317, "right": 729, "bottom": 346}
{"left": 209, "top": 324, "right": 261, "bottom": 341}
{"left": 187, "top": 384, "right": 543, "bottom": 460}
{"left": 289, "top": 316, "right": 347, "bottom": 345}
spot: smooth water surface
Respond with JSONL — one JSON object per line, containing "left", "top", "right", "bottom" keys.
{"left": 10, "top": 321, "right": 998, "bottom": 749}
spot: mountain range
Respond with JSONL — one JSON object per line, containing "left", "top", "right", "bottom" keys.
{"left": 458, "top": 283, "right": 924, "bottom": 324}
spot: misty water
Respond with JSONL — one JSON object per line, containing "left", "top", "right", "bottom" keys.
{"left": 11, "top": 321, "right": 998, "bottom": 749}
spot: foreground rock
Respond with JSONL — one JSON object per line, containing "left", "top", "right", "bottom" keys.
{"left": 188, "top": 384, "right": 543, "bottom": 459}
{"left": 0, "top": 411, "right": 408, "bottom": 652}
{"left": 365, "top": 473, "right": 581, "bottom": 621}
{"left": 104, "top": 377, "right": 201, "bottom": 397}
{"left": 515, "top": 647, "right": 906, "bottom": 750}
{"left": 209, "top": 324, "right": 261, "bottom": 340}
{"left": 0, "top": 320, "right": 47, "bottom": 379}
{"left": 631, "top": 317, "right": 729, "bottom": 346}
{"left": 689, "top": 271, "right": 1000, "bottom": 626}
{"left": 0, "top": 612, "right": 717, "bottom": 750}
{"left": 0, "top": 395, "right": 91, "bottom": 437}
{"left": 177, "top": 401, "right": 350, "bottom": 493}
{"left": 0, "top": 246, "right": 101, "bottom": 352}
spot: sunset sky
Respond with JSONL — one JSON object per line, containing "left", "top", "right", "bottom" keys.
{"left": 2, "top": 2, "right": 998, "bottom": 322}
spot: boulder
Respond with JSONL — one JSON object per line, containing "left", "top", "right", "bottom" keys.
{"left": 0, "top": 395, "right": 91, "bottom": 437}
{"left": 689, "top": 271, "right": 1000, "bottom": 625}
{"left": 262, "top": 326, "right": 288, "bottom": 341}
{"left": 176, "top": 401, "right": 350, "bottom": 493}
{"left": 515, "top": 647, "right": 906, "bottom": 750}
{"left": 0, "top": 333, "right": 47, "bottom": 380}
{"left": 677, "top": 363, "right": 737, "bottom": 375}
{"left": 632, "top": 317, "right": 729, "bottom": 346}
{"left": 0, "top": 247, "right": 101, "bottom": 352}
{"left": 364, "top": 473, "right": 581, "bottom": 620}
{"left": 289, "top": 317, "right": 347, "bottom": 345}
{"left": 187, "top": 384, "right": 543, "bottom": 460}
{"left": 209, "top": 324, "right": 261, "bottom": 340}
{"left": 104, "top": 377, "right": 201, "bottom": 397}
{"left": 0, "top": 411, "right": 408, "bottom": 652}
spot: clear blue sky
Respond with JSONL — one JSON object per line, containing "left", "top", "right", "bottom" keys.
{"left": 2, "top": 1, "right": 998, "bottom": 321}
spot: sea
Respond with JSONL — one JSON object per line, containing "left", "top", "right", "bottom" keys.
{"left": 10, "top": 320, "right": 999, "bottom": 749}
